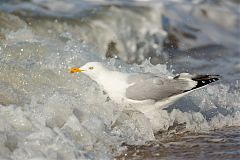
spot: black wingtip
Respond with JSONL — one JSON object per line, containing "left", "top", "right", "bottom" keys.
{"left": 191, "top": 74, "right": 221, "bottom": 90}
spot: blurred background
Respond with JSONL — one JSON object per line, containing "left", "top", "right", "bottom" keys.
{"left": 1, "top": 0, "right": 239, "bottom": 78}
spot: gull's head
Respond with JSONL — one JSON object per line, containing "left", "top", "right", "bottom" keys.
{"left": 70, "top": 62, "right": 107, "bottom": 79}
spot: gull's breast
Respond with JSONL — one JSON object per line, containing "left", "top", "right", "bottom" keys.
{"left": 99, "top": 73, "right": 130, "bottom": 104}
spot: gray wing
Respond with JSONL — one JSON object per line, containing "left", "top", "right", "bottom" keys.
{"left": 126, "top": 73, "right": 220, "bottom": 101}
{"left": 126, "top": 73, "right": 195, "bottom": 101}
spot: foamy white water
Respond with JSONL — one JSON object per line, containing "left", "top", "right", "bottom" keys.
{"left": 0, "top": 0, "right": 239, "bottom": 159}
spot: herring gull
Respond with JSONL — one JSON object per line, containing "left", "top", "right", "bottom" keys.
{"left": 70, "top": 62, "right": 220, "bottom": 116}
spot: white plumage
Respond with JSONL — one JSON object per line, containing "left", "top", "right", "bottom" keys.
{"left": 70, "top": 62, "right": 220, "bottom": 127}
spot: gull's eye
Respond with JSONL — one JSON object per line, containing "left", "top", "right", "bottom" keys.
{"left": 89, "top": 66, "right": 94, "bottom": 70}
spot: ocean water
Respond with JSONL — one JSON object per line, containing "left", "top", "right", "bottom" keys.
{"left": 0, "top": 0, "right": 239, "bottom": 159}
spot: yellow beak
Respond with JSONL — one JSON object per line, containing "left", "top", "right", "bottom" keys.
{"left": 69, "top": 67, "right": 85, "bottom": 73}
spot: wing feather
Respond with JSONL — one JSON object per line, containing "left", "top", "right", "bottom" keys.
{"left": 126, "top": 74, "right": 195, "bottom": 101}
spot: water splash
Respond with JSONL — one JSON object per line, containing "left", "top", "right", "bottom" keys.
{"left": 0, "top": 1, "right": 239, "bottom": 159}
